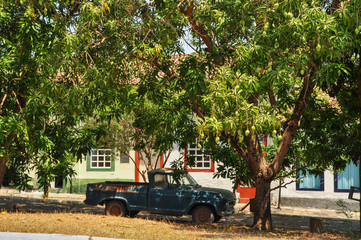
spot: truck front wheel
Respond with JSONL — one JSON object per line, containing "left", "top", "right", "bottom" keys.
{"left": 214, "top": 214, "right": 222, "bottom": 223}
{"left": 105, "top": 200, "right": 127, "bottom": 217}
{"left": 192, "top": 205, "right": 214, "bottom": 224}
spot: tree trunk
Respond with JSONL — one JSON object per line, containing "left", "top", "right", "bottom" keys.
{"left": 253, "top": 177, "right": 272, "bottom": 231}
{"left": 43, "top": 186, "right": 50, "bottom": 199}
{"left": 0, "top": 157, "right": 8, "bottom": 187}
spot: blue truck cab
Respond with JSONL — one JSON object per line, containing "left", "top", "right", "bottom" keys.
{"left": 84, "top": 168, "right": 236, "bottom": 223}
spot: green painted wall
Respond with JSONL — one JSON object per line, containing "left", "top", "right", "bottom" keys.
{"left": 55, "top": 149, "right": 137, "bottom": 193}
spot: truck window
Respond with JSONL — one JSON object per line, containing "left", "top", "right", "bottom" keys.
{"left": 154, "top": 174, "right": 168, "bottom": 189}
{"left": 154, "top": 173, "right": 179, "bottom": 188}
{"left": 166, "top": 174, "right": 178, "bottom": 188}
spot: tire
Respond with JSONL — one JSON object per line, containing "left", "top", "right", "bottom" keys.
{"left": 192, "top": 205, "right": 214, "bottom": 224}
{"left": 214, "top": 214, "right": 222, "bottom": 223}
{"left": 105, "top": 200, "right": 128, "bottom": 217}
{"left": 129, "top": 211, "right": 139, "bottom": 218}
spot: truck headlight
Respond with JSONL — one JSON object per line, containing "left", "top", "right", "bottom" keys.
{"left": 224, "top": 202, "right": 230, "bottom": 210}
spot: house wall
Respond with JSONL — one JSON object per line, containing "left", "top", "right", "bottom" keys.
{"left": 270, "top": 170, "right": 360, "bottom": 210}
{"left": 59, "top": 141, "right": 359, "bottom": 210}
{"left": 165, "top": 148, "right": 236, "bottom": 193}
{"left": 136, "top": 151, "right": 163, "bottom": 183}
{"left": 65, "top": 150, "right": 136, "bottom": 193}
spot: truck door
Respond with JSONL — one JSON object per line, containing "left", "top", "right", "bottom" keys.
{"left": 148, "top": 173, "right": 194, "bottom": 214}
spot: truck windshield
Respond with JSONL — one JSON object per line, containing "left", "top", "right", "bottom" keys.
{"left": 182, "top": 173, "right": 198, "bottom": 186}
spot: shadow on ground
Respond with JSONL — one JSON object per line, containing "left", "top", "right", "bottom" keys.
{"left": 0, "top": 197, "right": 359, "bottom": 233}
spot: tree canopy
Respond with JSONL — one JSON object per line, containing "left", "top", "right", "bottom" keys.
{"left": 0, "top": 0, "right": 103, "bottom": 196}
{"left": 1, "top": 0, "right": 360, "bottom": 230}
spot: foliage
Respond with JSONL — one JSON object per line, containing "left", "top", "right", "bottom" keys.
{"left": 83, "top": 90, "right": 197, "bottom": 182}
{"left": 0, "top": 0, "right": 100, "bottom": 197}
{"left": 283, "top": 0, "right": 361, "bottom": 178}
{"left": 317, "top": 0, "right": 361, "bottom": 168}
{"left": 169, "top": 157, "right": 189, "bottom": 184}
{"left": 336, "top": 200, "right": 355, "bottom": 219}
{"left": 1, "top": 0, "right": 360, "bottom": 230}
{"left": 52, "top": 0, "right": 356, "bottom": 230}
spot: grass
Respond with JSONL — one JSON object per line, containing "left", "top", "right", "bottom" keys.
{"left": 0, "top": 212, "right": 358, "bottom": 240}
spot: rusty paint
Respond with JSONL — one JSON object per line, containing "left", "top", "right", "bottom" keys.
{"left": 93, "top": 183, "right": 144, "bottom": 193}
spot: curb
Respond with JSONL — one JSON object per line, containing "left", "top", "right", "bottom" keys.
{"left": 0, "top": 195, "right": 84, "bottom": 205}
{"left": 0, "top": 232, "right": 130, "bottom": 240}
{"left": 271, "top": 212, "right": 359, "bottom": 222}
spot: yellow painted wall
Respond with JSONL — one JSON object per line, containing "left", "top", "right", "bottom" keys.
{"left": 74, "top": 150, "right": 136, "bottom": 180}
{"left": 137, "top": 152, "right": 162, "bottom": 182}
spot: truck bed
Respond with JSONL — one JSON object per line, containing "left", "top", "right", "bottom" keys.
{"left": 84, "top": 181, "right": 149, "bottom": 211}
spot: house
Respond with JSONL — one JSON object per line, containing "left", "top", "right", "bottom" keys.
{"left": 10, "top": 135, "right": 357, "bottom": 210}
{"left": 59, "top": 139, "right": 261, "bottom": 204}
{"left": 61, "top": 144, "right": 238, "bottom": 196}
{"left": 59, "top": 148, "right": 136, "bottom": 193}
{"left": 271, "top": 161, "right": 360, "bottom": 210}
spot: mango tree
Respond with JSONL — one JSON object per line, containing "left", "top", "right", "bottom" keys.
{"left": 0, "top": 0, "right": 97, "bottom": 197}
{"left": 68, "top": 0, "right": 355, "bottom": 230}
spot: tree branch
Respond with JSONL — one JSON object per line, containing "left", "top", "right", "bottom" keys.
{"left": 224, "top": 132, "right": 250, "bottom": 169}
{"left": 357, "top": 48, "right": 361, "bottom": 132}
{"left": 330, "top": 0, "right": 339, "bottom": 15}
{"left": 127, "top": 152, "right": 147, "bottom": 182}
{"left": 91, "top": 36, "right": 109, "bottom": 49}
{"left": 271, "top": 63, "right": 315, "bottom": 174}
{"left": 66, "top": 0, "right": 81, "bottom": 19}
{"left": 179, "top": 2, "right": 222, "bottom": 65}
{"left": 162, "top": 150, "right": 172, "bottom": 168}
{"left": 0, "top": 93, "right": 8, "bottom": 112}
{"left": 12, "top": 91, "right": 23, "bottom": 113}
{"left": 268, "top": 92, "right": 277, "bottom": 107}
{"left": 270, "top": 173, "right": 308, "bottom": 192}
{"left": 11, "top": 68, "right": 28, "bottom": 83}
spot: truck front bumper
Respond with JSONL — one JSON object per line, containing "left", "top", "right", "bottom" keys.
{"left": 220, "top": 207, "right": 235, "bottom": 216}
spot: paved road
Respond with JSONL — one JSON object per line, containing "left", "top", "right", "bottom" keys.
{"left": 0, "top": 232, "right": 127, "bottom": 240}
{"left": 0, "top": 196, "right": 359, "bottom": 232}
{"left": 0, "top": 196, "right": 104, "bottom": 214}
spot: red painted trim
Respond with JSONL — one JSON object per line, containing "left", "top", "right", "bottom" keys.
{"left": 160, "top": 154, "right": 164, "bottom": 168}
{"left": 186, "top": 166, "right": 215, "bottom": 172}
{"left": 135, "top": 150, "right": 140, "bottom": 183}
{"left": 263, "top": 134, "right": 268, "bottom": 147}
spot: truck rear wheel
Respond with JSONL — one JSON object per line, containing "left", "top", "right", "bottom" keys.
{"left": 129, "top": 211, "right": 139, "bottom": 218}
{"left": 192, "top": 205, "right": 214, "bottom": 224}
{"left": 105, "top": 200, "right": 127, "bottom": 217}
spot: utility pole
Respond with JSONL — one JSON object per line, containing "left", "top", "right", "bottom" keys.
{"left": 277, "top": 178, "right": 281, "bottom": 209}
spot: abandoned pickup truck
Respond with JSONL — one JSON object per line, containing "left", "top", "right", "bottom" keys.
{"left": 84, "top": 168, "right": 236, "bottom": 223}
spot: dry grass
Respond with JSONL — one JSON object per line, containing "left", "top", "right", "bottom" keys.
{"left": 0, "top": 212, "right": 357, "bottom": 240}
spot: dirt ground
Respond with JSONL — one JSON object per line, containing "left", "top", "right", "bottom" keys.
{"left": 0, "top": 197, "right": 359, "bottom": 233}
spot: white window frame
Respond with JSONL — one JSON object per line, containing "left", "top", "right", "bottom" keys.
{"left": 90, "top": 148, "right": 112, "bottom": 169}
{"left": 187, "top": 142, "right": 212, "bottom": 170}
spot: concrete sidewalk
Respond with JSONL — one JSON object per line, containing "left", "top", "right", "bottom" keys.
{"left": 0, "top": 188, "right": 85, "bottom": 204}
{"left": 0, "top": 232, "right": 129, "bottom": 240}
